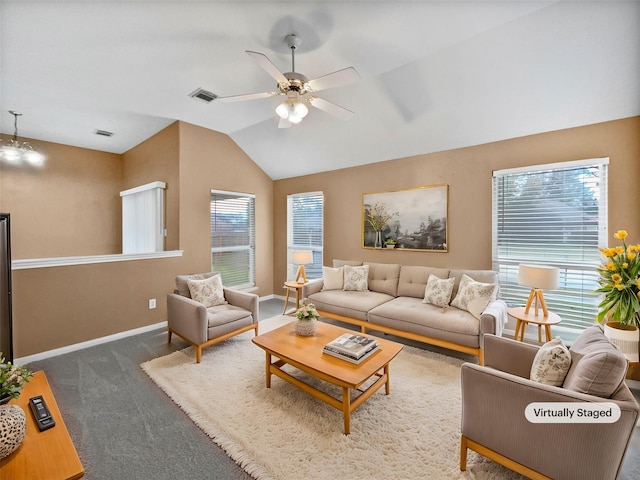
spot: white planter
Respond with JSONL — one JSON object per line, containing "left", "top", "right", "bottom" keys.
{"left": 604, "top": 322, "right": 640, "bottom": 362}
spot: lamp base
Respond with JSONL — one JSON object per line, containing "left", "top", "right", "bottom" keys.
{"left": 295, "top": 265, "right": 307, "bottom": 284}
{"left": 524, "top": 288, "right": 549, "bottom": 317}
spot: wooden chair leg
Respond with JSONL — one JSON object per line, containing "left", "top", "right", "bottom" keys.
{"left": 460, "top": 435, "right": 468, "bottom": 471}
{"left": 195, "top": 346, "right": 202, "bottom": 364}
{"left": 167, "top": 329, "right": 172, "bottom": 343}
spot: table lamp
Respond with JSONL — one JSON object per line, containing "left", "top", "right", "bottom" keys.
{"left": 292, "top": 250, "right": 313, "bottom": 283}
{"left": 518, "top": 264, "right": 559, "bottom": 317}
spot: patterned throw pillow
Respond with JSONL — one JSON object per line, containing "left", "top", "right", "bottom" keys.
{"left": 187, "top": 274, "right": 226, "bottom": 307}
{"left": 423, "top": 274, "right": 455, "bottom": 308}
{"left": 450, "top": 274, "right": 497, "bottom": 313}
{"left": 322, "top": 266, "right": 344, "bottom": 291}
{"left": 342, "top": 265, "right": 369, "bottom": 291}
{"left": 530, "top": 337, "right": 572, "bottom": 386}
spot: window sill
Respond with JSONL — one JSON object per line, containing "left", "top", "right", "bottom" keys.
{"left": 12, "top": 250, "right": 184, "bottom": 270}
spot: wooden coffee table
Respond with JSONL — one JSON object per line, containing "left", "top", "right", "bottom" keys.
{"left": 0, "top": 371, "right": 84, "bottom": 479}
{"left": 252, "top": 321, "right": 403, "bottom": 435}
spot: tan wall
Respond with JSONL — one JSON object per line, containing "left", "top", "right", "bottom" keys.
{"left": 9, "top": 121, "right": 273, "bottom": 357}
{"left": 122, "top": 122, "right": 181, "bottom": 251}
{"left": 0, "top": 136, "right": 122, "bottom": 258}
{"left": 273, "top": 117, "right": 640, "bottom": 292}
{"left": 176, "top": 122, "right": 274, "bottom": 296}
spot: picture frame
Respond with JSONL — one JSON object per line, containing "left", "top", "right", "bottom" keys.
{"left": 362, "top": 184, "right": 448, "bottom": 252}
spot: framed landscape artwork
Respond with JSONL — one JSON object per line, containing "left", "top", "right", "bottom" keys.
{"left": 362, "top": 184, "right": 448, "bottom": 252}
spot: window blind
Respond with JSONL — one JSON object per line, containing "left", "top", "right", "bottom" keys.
{"left": 492, "top": 159, "right": 608, "bottom": 332}
{"left": 210, "top": 190, "right": 255, "bottom": 288}
{"left": 287, "top": 192, "right": 324, "bottom": 280}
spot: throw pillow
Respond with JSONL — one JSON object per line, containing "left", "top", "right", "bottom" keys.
{"left": 187, "top": 274, "right": 226, "bottom": 308}
{"left": 423, "top": 274, "right": 455, "bottom": 308}
{"left": 322, "top": 266, "right": 344, "bottom": 291}
{"left": 343, "top": 265, "right": 369, "bottom": 291}
{"left": 450, "top": 274, "right": 497, "bottom": 313}
{"left": 530, "top": 337, "right": 572, "bottom": 386}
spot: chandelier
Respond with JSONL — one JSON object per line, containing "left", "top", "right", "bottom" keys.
{"left": 0, "top": 111, "right": 45, "bottom": 166}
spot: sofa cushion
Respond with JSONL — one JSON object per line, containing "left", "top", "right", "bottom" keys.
{"left": 187, "top": 274, "right": 227, "bottom": 308}
{"left": 333, "top": 259, "right": 363, "bottom": 267}
{"left": 307, "top": 290, "right": 394, "bottom": 321}
{"left": 562, "top": 324, "right": 628, "bottom": 398}
{"left": 449, "top": 269, "right": 499, "bottom": 298}
{"left": 423, "top": 274, "right": 455, "bottom": 308}
{"left": 343, "top": 265, "right": 370, "bottom": 291}
{"left": 530, "top": 337, "right": 572, "bottom": 386}
{"left": 322, "top": 266, "right": 344, "bottom": 291}
{"left": 206, "top": 304, "right": 252, "bottom": 327}
{"left": 368, "top": 296, "right": 481, "bottom": 348}
{"left": 450, "top": 274, "right": 497, "bottom": 313}
{"left": 397, "top": 266, "right": 450, "bottom": 298}
{"left": 364, "top": 262, "right": 401, "bottom": 296}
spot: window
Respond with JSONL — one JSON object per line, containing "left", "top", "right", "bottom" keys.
{"left": 287, "top": 192, "right": 324, "bottom": 280}
{"left": 120, "top": 181, "right": 166, "bottom": 254}
{"left": 492, "top": 158, "right": 608, "bottom": 334}
{"left": 210, "top": 190, "right": 255, "bottom": 288}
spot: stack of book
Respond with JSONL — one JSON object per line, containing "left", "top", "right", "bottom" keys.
{"left": 323, "top": 333, "right": 379, "bottom": 364}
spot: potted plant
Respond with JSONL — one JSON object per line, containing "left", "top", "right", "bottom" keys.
{"left": 0, "top": 354, "right": 33, "bottom": 405}
{"left": 385, "top": 238, "right": 397, "bottom": 249}
{"left": 294, "top": 302, "right": 319, "bottom": 336}
{"left": 596, "top": 229, "right": 640, "bottom": 361}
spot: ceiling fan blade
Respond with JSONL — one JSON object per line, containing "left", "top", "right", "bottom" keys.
{"left": 219, "top": 91, "right": 279, "bottom": 102}
{"left": 246, "top": 51, "right": 289, "bottom": 85}
{"left": 307, "top": 67, "right": 360, "bottom": 92}
{"left": 308, "top": 97, "right": 354, "bottom": 120}
{"left": 278, "top": 117, "right": 292, "bottom": 129}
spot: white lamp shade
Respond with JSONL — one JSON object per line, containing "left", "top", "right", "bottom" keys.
{"left": 518, "top": 264, "right": 559, "bottom": 290}
{"left": 292, "top": 250, "right": 313, "bottom": 265}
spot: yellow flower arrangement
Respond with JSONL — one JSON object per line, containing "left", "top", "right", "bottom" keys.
{"left": 596, "top": 230, "right": 640, "bottom": 328}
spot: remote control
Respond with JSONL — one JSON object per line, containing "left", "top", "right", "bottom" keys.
{"left": 29, "top": 395, "right": 56, "bottom": 431}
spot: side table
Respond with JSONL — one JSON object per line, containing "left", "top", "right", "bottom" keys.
{"left": 283, "top": 281, "right": 305, "bottom": 315}
{"left": 0, "top": 370, "right": 84, "bottom": 479}
{"left": 508, "top": 306, "right": 561, "bottom": 344}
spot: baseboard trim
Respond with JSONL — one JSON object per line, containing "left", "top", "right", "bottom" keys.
{"left": 15, "top": 321, "right": 168, "bottom": 366}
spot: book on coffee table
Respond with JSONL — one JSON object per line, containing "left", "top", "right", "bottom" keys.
{"left": 323, "top": 344, "right": 380, "bottom": 364}
{"left": 323, "top": 334, "right": 378, "bottom": 360}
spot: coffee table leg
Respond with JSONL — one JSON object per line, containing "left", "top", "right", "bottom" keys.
{"left": 342, "top": 387, "right": 351, "bottom": 435}
{"left": 384, "top": 364, "right": 391, "bottom": 395}
{"left": 265, "top": 352, "right": 272, "bottom": 388}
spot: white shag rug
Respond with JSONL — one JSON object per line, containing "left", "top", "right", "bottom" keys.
{"left": 141, "top": 316, "right": 525, "bottom": 480}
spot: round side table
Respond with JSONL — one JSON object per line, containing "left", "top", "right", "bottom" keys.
{"left": 507, "top": 306, "right": 561, "bottom": 344}
{"left": 282, "top": 281, "right": 305, "bottom": 315}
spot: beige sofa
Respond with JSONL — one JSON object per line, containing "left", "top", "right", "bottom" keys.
{"left": 301, "top": 261, "right": 507, "bottom": 364}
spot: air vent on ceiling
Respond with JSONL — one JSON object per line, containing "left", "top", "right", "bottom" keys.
{"left": 94, "top": 129, "right": 114, "bottom": 137}
{"left": 189, "top": 88, "right": 218, "bottom": 103}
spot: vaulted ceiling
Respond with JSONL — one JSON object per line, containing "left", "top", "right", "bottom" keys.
{"left": 1, "top": 1, "right": 638, "bottom": 179}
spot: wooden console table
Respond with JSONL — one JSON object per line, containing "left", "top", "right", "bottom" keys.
{"left": 0, "top": 371, "right": 84, "bottom": 479}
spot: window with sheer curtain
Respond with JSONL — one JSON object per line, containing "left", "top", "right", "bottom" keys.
{"left": 287, "top": 192, "right": 323, "bottom": 281}
{"left": 492, "top": 158, "right": 608, "bottom": 333}
{"left": 210, "top": 190, "right": 255, "bottom": 288}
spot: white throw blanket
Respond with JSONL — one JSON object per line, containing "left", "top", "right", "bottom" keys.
{"left": 484, "top": 299, "right": 508, "bottom": 338}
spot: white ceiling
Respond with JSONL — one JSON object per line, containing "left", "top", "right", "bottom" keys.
{"left": 1, "top": 1, "right": 639, "bottom": 180}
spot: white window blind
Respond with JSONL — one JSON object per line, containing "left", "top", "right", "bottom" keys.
{"left": 287, "top": 192, "right": 324, "bottom": 280}
{"left": 120, "top": 181, "right": 166, "bottom": 254}
{"left": 210, "top": 190, "right": 255, "bottom": 288}
{"left": 492, "top": 159, "right": 608, "bottom": 332}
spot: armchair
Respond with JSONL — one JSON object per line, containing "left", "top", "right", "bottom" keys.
{"left": 167, "top": 272, "right": 259, "bottom": 363}
{"left": 460, "top": 326, "right": 639, "bottom": 480}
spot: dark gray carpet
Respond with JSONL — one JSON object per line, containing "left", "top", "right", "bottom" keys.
{"left": 26, "top": 298, "right": 640, "bottom": 480}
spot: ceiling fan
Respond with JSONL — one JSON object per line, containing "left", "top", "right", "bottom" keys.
{"left": 220, "top": 34, "right": 360, "bottom": 128}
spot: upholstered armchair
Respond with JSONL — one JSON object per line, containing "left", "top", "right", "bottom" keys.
{"left": 167, "top": 272, "right": 259, "bottom": 363}
{"left": 460, "top": 326, "right": 639, "bottom": 480}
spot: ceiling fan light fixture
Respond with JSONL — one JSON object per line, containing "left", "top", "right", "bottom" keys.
{"left": 275, "top": 98, "right": 308, "bottom": 124}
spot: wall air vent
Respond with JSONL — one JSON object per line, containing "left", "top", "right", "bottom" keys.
{"left": 189, "top": 88, "right": 218, "bottom": 103}
{"left": 94, "top": 129, "right": 114, "bottom": 137}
